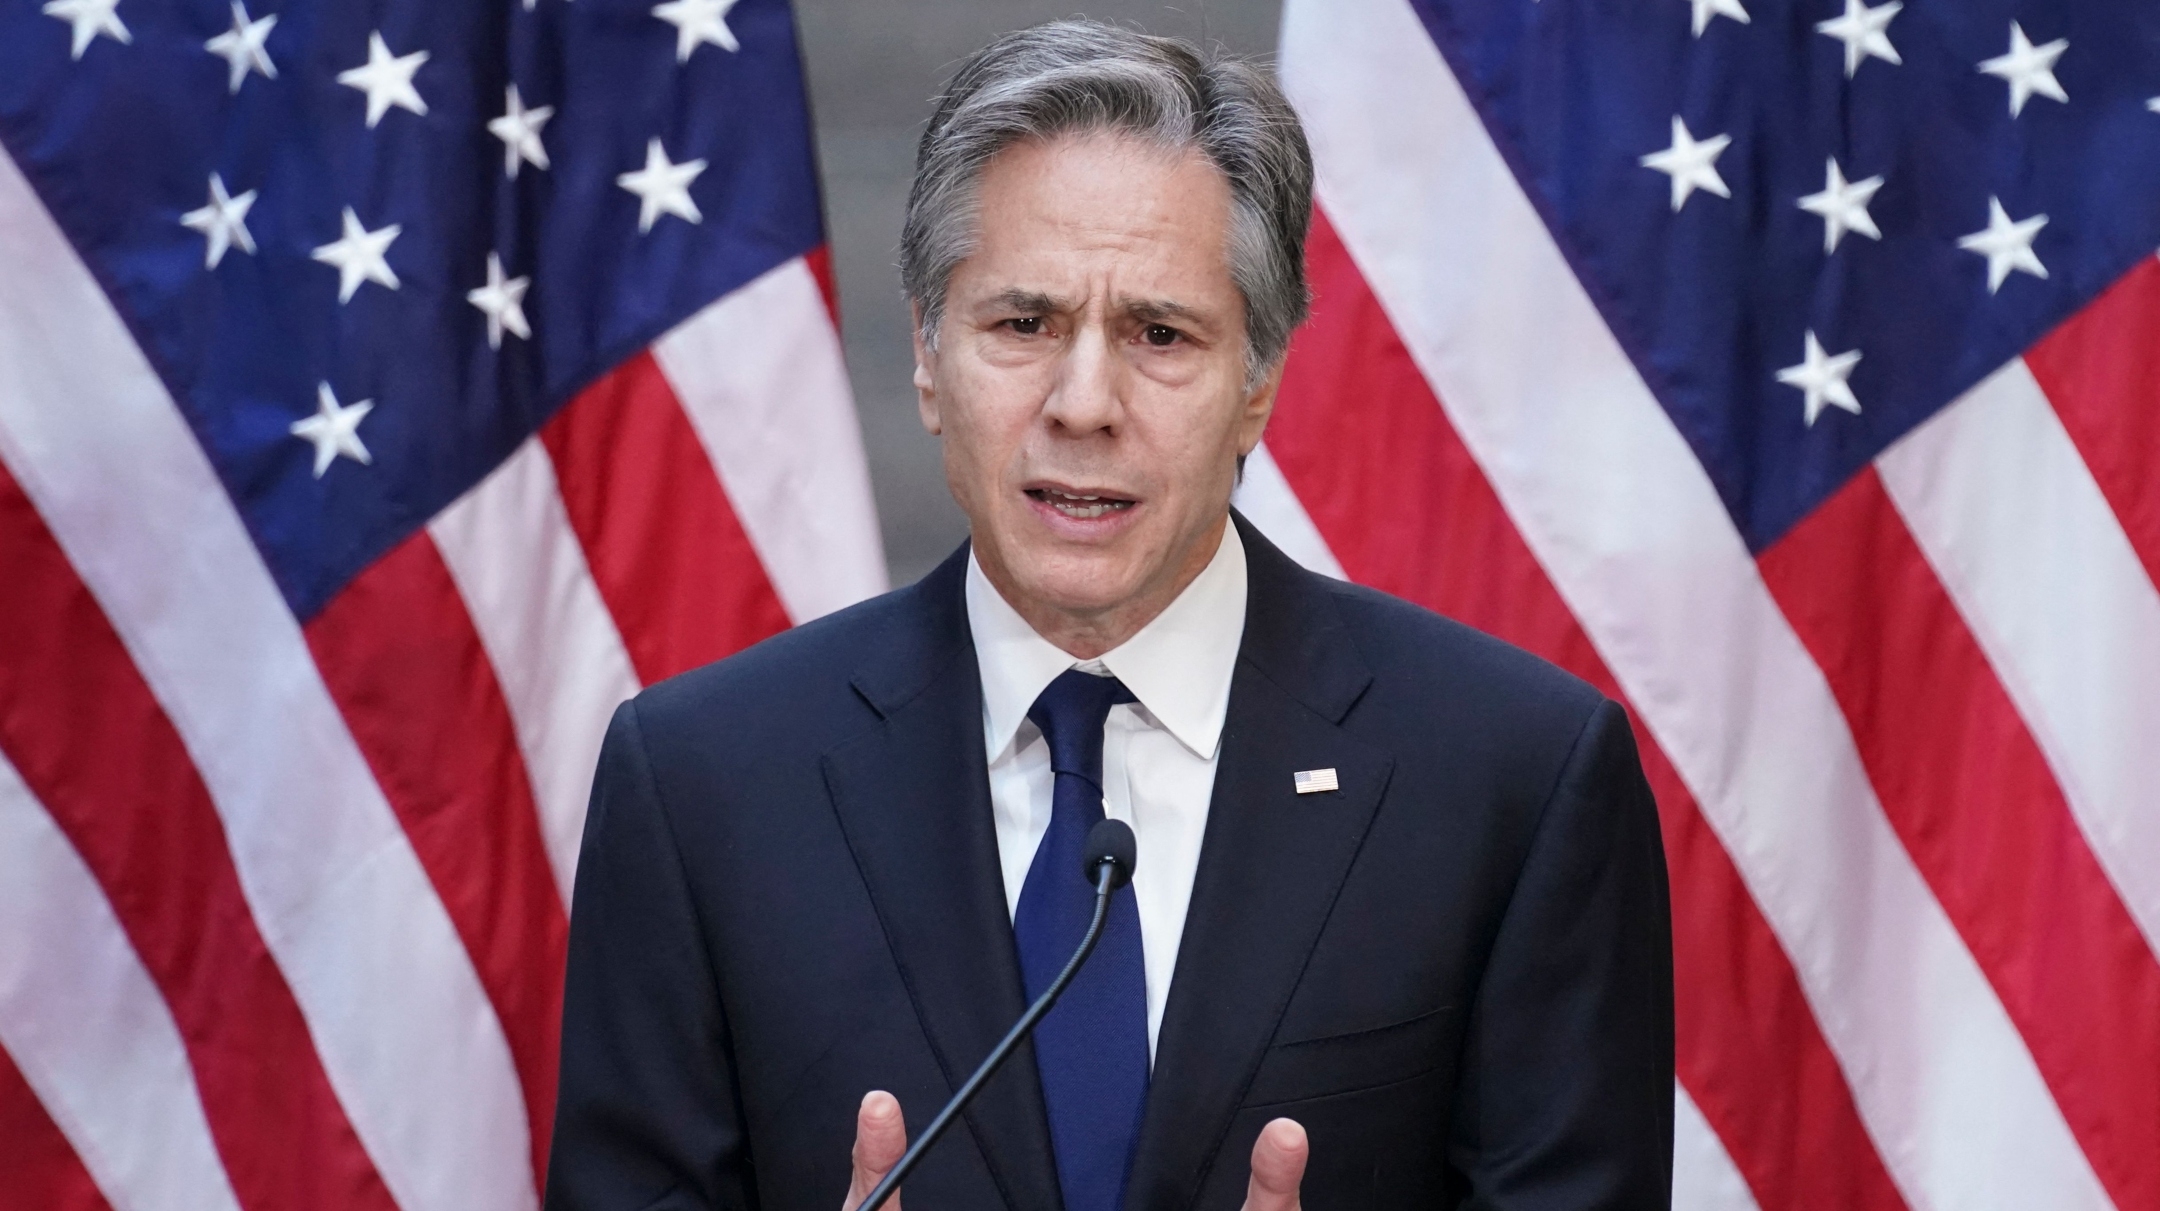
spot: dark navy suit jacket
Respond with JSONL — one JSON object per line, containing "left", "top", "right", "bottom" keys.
{"left": 545, "top": 514, "right": 1674, "bottom": 1211}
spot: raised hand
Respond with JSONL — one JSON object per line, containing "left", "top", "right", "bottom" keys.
{"left": 1241, "top": 1117, "right": 1308, "bottom": 1211}
{"left": 841, "top": 1091, "right": 908, "bottom": 1211}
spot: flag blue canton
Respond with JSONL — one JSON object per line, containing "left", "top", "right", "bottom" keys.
{"left": 1413, "top": 0, "right": 2160, "bottom": 550}
{"left": 0, "top": 0, "right": 826, "bottom": 618}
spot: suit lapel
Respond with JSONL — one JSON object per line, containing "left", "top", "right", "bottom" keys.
{"left": 1125, "top": 516, "right": 1397, "bottom": 1208}
{"left": 820, "top": 549, "right": 1063, "bottom": 1211}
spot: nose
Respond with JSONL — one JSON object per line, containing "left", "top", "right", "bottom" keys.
{"left": 1040, "top": 316, "right": 1123, "bottom": 437}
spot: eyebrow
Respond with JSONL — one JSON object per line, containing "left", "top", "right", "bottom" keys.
{"left": 1125, "top": 299, "right": 1207, "bottom": 326}
{"left": 982, "top": 288, "right": 1066, "bottom": 315}
{"left": 978, "top": 288, "right": 1213, "bottom": 328}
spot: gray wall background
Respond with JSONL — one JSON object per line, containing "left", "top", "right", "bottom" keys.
{"left": 791, "top": 3, "right": 1285, "bottom": 587}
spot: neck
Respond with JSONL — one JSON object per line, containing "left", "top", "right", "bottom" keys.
{"left": 984, "top": 514, "right": 1228, "bottom": 661}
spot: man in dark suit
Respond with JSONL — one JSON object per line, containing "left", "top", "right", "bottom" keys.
{"left": 546, "top": 19, "right": 1672, "bottom": 1211}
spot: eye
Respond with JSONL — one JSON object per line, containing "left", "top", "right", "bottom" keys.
{"left": 1142, "top": 324, "right": 1182, "bottom": 347}
{"left": 1006, "top": 316, "right": 1045, "bottom": 336}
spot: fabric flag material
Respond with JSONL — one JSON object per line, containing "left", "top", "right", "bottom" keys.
{"left": 0, "top": 1, "right": 882, "bottom": 1209}
{"left": 1237, "top": 1, "right": 2160, "bottom": 1208}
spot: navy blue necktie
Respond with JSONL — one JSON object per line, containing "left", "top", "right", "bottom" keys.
{"left": 1012, "top": 669, "right": 1151, "bottom": 1211}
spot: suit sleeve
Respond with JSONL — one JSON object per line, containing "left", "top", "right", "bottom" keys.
{"left": 1447, "top": 698, "right": 1675, "bottom": 1210}
{"left": 545, "top": 699, "right": 757, "bottom": 1211}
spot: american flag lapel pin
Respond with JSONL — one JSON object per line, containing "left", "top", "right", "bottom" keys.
{"left": 1293, "top": 767, "right": 1339, "bottom": 795}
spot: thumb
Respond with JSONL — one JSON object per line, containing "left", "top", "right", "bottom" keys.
{"left": 1242, "top": 1117, "right": 1307, "bottom": 1211}
{"left": 843, "top": 1091, "right": 907, "bottom": 1211}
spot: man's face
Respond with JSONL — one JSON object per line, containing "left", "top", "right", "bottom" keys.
{"left": 914, "top": 132, "right": 1277, "bottom": 651}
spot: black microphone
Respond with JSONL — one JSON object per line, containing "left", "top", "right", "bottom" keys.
{"left": 855, "top": 818, "right": 1138, "bottom": 1211}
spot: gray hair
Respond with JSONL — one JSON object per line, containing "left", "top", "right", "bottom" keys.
{"left": 900, "top": 19, "right": 1314, "bottom": 389}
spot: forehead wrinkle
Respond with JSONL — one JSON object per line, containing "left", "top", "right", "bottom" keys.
{"left": 972, "top": 280, "right": 1209, "bottom": 319}
{"left": 970, "top": 287, "right": 1216, "bottom": 331}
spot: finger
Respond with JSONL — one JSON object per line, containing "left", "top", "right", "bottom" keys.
{"left": 1242, "top": 1117, "right": 1308, "bottom": 1211}
{"left": 843, "top": 1091, "right": 908, "bottom": 1211}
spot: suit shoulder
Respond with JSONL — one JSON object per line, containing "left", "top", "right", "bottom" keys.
{"left": 1318, "top": 576, "right": 1607, "bottom": 729}
{"left": 626, "top": 580, "right": 925, "bottom": 739}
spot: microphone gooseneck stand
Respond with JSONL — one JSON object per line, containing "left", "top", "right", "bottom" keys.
{"left": 855, "top": 819, "right": 1136, "bottom": 1211}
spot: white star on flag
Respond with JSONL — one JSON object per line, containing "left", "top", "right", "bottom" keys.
{"left": 311, "top": 208, "right": 402, "bottom": 303}
{"left": 1640, "top": 116, "right": 1731, "bottom": 213}
{"left": 2149, "top": 97, "right": 2160, "bottom": 113}
{"left": 337, "top": 31, "right": 429, "bottom": 128}
{"left": 43, "top": 0, "right": 129, "bottom": 60}
{"left": 466, "top": 253, "right": 532, "bottom": 350}
{"left": 488, "top": 85, "right": 553, "bottom": 179}
{"left": 204, "top": 1, "right": 276, "bottom": 95}
{"left": 617, "top": 138, "right": 708, "bottom": 232}
{"left": 1688, "top": 0, "right": 1748, "bottom": 38}
{"left": 1778, "top": 330, "right": 1863, "bottom": 426}
{"left": 1979, "top": 22, "right": 2068, "bottom": 118}
{"left": 1815, "top": 0, "right": 1902, "bottom": 79}
{"left": 1957, "top": 196, "right": 2049, "bottom": 293}
{"left": 180, "top": 173, "right": 257, "bottom": 269}
{"left": 1797, "top": 158, "right": 1883, "bottom": 253}
{"left": 653, "top": 0, "right": 742, "bottom": 62}
{"left": 291, "top": 383, "right": 374, "bottom": 478}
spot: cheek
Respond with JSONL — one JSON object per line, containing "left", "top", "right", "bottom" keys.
{"left": 1125, "top": 395, "right": 1245, "bottom": 503}
{"left": 937, "top": 370, "right": 1038, "bottom": 488}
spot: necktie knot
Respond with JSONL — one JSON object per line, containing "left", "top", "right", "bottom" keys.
{"left": 1027, "top": 669, "right": 1136, "bottom": 787}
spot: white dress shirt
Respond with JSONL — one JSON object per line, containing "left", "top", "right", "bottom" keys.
{"left": 966, "top": 522, "right": 1248, "bottom": 1058}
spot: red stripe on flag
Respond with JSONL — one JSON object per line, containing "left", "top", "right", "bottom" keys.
{"left": 1759, "top": 469, "right": 2160, "bottom": 1211}
{"left": 1267, "top": 208, "right": 1909, "bottom": 1211}
{"left": 1632, "top": 737, "right": 1910, "bottom": 1211}
{"left": 804, "top": 244, "right": 841, "bottom": 328}
{"left": 2026, "top": 257, "right": 2160, "bottom": 593}
{"left": 0, "top": 461, "right": 400, "bottom": 1211}
{"left": 304, "top": 532, "right": 570, "bottom": 1192}
{"left": 0, "top": 1043, "right": 112, "bottom": 1211}
{"left": 542, "top": 350, "right": 792, "bottom": 684}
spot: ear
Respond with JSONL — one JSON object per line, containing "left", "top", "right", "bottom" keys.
{"left": 911, "top": 304, "right": 942, "bottom": 436}
{"left": 1234, "top": 358, "right": 1285, "bottom": 457}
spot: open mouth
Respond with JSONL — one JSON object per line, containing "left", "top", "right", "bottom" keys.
{"left": 1026, "top": 487, "right": 1137, "bottom": 520}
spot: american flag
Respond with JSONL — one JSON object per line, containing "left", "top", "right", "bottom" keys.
{"left": 10, "top": 0, "right": 2160, "bottom": 1205}
{"left": 0, "top": 0, "right": 882, "bottom": 1208}
{"left": 1234, "top": 0, "right": 2160, "bottom": 1207}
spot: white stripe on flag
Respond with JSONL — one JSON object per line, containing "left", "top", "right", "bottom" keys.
{"left": 1672, "top": 1083, "right": 1763, "bottom": 1211}
{"left": 432, "top": 436, "right": 642, "bottom": 905}
{"left": 1879, "top": 358, "right": 2160, "bottom": 958}
{"left": 653, "top": 256, "right": 888, "bottom": 622}
{"left": 0, "top": 749, "right": 245, "bottom": 1211}
{"left": 1276, "top": 3, "right": 2113, "bottom": 1210}
{"left": 1232, "top": 440, "right": 1349, "bottom": 579}
{"left": 0, "top": 145, "right": 536, "bottom": 1211}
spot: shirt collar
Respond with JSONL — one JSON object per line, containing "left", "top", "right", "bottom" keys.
{"left": 967, "top": 520, "right": 1248, "bottom": 763}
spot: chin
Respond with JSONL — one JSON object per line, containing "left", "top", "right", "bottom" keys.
{"left": 1010, "top": 548, "right": 1145, "bottom": 615}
